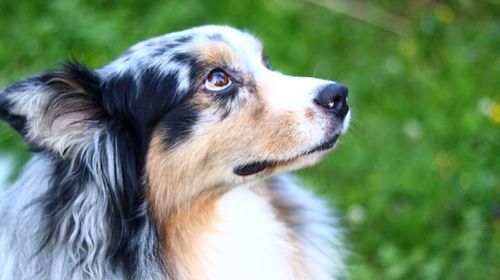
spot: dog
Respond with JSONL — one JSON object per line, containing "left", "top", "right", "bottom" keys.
{"left": 0, "top": 25, "right": 350, "bottom": 280}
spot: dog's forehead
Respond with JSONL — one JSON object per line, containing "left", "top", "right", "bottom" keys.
{"left": 100, "top": 25, "right": 263, "bottom": 78}
{"left": 181, "top": 25, "right": 263, "bottom": 51}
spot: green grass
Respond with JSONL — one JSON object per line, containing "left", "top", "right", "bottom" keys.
{"left": 0, "top": 0, "right": 499, "bottom": 279}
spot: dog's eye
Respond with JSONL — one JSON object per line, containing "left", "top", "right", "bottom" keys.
{"left": 205, "top": 69, "right": 232, "bottom": 91}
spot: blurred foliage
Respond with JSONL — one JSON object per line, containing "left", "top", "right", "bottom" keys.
{"left": 0, "top": 0, "right": 499, "bottom": 279}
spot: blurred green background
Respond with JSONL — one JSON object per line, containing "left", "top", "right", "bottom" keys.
{"left": 0, "top": 0, "right": 499, "bottom": 279}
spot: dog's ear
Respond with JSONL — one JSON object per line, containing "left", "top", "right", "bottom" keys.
{"left": 0, "top": 62, "right": 108, "bottom": 156}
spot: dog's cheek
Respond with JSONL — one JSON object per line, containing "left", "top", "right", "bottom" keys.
{"left": 159, "top": 102, "right": 200, "bottom": 147}
{"left": 208, "top": 106, "right": 303, "bottom": 162}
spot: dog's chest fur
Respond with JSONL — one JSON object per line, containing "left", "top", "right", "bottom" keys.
{"left": 165, "top": 179, "right": 343, "bottom": 280}
{"left": 191, "top": 187, "right": 296, "bottom": 280}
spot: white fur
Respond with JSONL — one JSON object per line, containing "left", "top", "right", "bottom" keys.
{"left": 272, "top": 174, "right": 347, "bottom": 279}
{"left": 0, "top": 155, "right": 55, "bottom": 279}
{"left": 197, "top": 185, "right": 297, "bottom": 280}
{"left": 191, "top": 175, "right": 346, "bottom": 280}
{"left": 342, "top": 110, "right": 351, "bottom": 134}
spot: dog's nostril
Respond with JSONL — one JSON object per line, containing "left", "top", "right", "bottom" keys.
{"left": 314, "top": 83, "right": 349, "bottom": 118}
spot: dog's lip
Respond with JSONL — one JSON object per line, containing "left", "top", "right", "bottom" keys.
{"left": 233, "top": 133, "right": 340, "bottom": 176}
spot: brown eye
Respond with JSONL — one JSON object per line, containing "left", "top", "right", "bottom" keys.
{"left": 205, "top": 69, "right": 232, "bottom": 91}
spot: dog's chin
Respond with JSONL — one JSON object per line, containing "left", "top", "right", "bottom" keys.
{"left": 234, "top": 133, "right": 340, "bottom": 177}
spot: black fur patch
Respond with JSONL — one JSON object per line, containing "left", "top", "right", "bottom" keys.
{"left": 175, "top": 36, "right": 192, "bottom": 44}
{"left": 0, "top": 98, "right": 27, "bottom": 133}
{"left": 208, "top": 33, "right": 223, "bottom": 41}
{"left": 158, "top": 101, "right": 199, "bottom": 147}
{"left": 171, "top": 52, "right": 194, "bottom": 65}
{"left": 36, "top": 156, "right": 89, "bottom": 250}
{"left": 103, "top": 69, "right": 186, "bottom": 155}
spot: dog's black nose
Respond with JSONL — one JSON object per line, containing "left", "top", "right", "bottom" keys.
{"left": 314, "top": 83, "right": 349, "bottom": 118}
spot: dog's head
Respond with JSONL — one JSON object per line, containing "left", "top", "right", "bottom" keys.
{"left": 0, "top": 25, "right": 349, "bottom": 209}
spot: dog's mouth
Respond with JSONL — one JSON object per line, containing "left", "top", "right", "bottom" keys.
{"left": 234, "top": 133, "right": 340, "bottom": 176}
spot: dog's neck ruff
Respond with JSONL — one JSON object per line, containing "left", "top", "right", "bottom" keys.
{"left": 172, "top": 186, "right": 297, "bottom": 279}
{"left": 158, "top": 178, "right": 346, "bottom": 280}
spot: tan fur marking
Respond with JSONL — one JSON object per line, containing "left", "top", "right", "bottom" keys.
{"left": 305, "top": 108, "right": 316, "bottom": 120}
{"left": 162, "top": 189, "right": 225, "bottom": 280}
{"left": 196, "top": 41, "right": 241, "bottom": 67}
{"left": 262, "top": 113, "right": 300, "bottom": 155}
{"left": 190, "top": 92, "right": 213, "bottom": 108}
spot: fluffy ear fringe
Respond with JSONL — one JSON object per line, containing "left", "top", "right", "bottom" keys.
{"left": 44, "top": 62, "right": 107, "bottom": 123}
{"left": 0, "top": 62, "right": 107, "bottom": 156}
